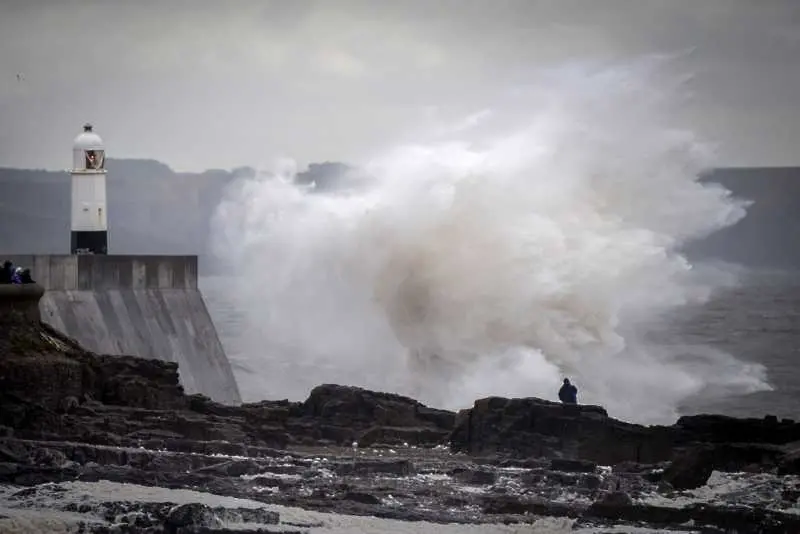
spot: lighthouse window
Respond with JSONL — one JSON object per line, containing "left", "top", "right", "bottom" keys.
{"left": 85, "top": 150, "right": 105, "bottom": 170}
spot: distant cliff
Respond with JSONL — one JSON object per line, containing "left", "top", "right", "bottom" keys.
{"left": 0, "top": 162, "right": 798, "bottom": 270}
{"left": 0, "top": 160, "right": 259, "bottom": 273}
{"left": 0, "top": 160, "right": 239, "bottom": 259}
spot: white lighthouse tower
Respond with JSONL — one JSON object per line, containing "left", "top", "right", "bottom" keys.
{"left": 70, "top": 123, "right": 108, "bottom": 254}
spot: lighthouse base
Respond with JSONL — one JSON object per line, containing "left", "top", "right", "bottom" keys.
{"left": 2, "top": 254, "right": 241, "bottom": 405}
{"left": 71, "top": 231, "right": 108, "bottom": 255}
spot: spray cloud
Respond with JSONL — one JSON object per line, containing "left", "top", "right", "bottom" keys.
{"left": 211, "top": 60, "right": 769, "bottom": 423}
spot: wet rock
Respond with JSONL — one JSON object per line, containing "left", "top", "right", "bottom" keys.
{"left": 298, "top": 384, "right": 454, "bottom": 446}
{"left": 0, "top": 439, "right": 27, "bottom": 463}
{"left": 583, "top": 473, "right": 603, "bottom": 490}
{"left": 587, "top": 498, "right": 800, "bottom": 533}
{"left": 342, "top": 491, "right": 381, "bottom": 505}
{"left": 612, "top": 460, "right": 668, "bottom": 474}
{"left": 250, "top": 475, "right": 297, "bottom": 490}
{"left": 165, "top": 503, "right": 223, "bottom": 530}
{"left": 537, "top": 470, "right": 581, "bottom": 486}
{"left": 656, "top": 480, "right": 674, "bottom": 494}
{"left": 449, "top": 396, "right": 676, "bottom": 464}
{"left": 481, "top": 495, "right": 584, "bottom": 518}
{"left": 334, "top": 458, "right": 414, "bottom": 477}
{"left": 550, "top": 458, "right": 597, "bottom": 473}
{"left": 662, "top": 446, "right": 715, "bottom": 490}
{"left": 713, "top": 442, "right": 784, "bottom": 472}
{"left": 782, "top": 485, "right": 800, "bottom": 503}
{"left": 194, "top": 459, "right": 264, "bottom": 477}
{"left": 126, "top": 428, "right": 185, "bottom": 442}
{"left": 215, "top": 507, "right": 280, "bottom": 525}
{"left": 0, "top": 462, "right": 19, "bottom": 478}
{"left": 357, "top": 425, "right": 450, "bottom": 447}
{"left": 449, "top": 467, "right": 497, "bottom": 485}
{"left": 64, "top": 500, "right": 284, "bottom": 533}
{"left": 31, "top": 447, "right": 68, "bottom": 467}
{"left": 642, "top": 470, "right": 664, "bottom": 483}
{"left": 59, "top": 395, "right": 80, "bottom": 414}
{"left": 452, "top": 399, "right": 800, "bottom": 472}
{"left": 493, "top": 457, "right": 549, "bottom": 469}
{"left": 163, "top": 439, "right": 250, "bottom": 457}
{"left": 778, "top": 444, "right": 800, "bottom": 475}
{"left": 597, "top": 491, "right": 633, "bottom": 507}
{"left": 481, "top": 495, "right": 530, "bottom": 515}
{"left": 588, "top": 501, "right": 689, "bottom": 524}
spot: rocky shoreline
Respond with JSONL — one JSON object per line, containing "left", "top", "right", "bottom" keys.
{"left": 1, "top": 310, "right": 800, "bottom": 533}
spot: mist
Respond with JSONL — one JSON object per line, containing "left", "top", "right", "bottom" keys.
{"left": 210, "top": 60, "right": 771, "bottom": 424}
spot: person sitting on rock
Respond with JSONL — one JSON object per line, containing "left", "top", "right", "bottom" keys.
{"left": 19, "top": 268, "right": 35, "bottom": 284}
{"left": 0, "top": 261, "right": 13, "bottom": 284}
{"left": 10, "top": 267, "right": 23, "bottom": 284}
{"left": 558, "top": 378, "right": 578, "bottom": 404}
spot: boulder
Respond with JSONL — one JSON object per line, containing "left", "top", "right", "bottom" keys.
{"left": 778, "top": 443, "right": 800, "bottom": 475}
{"left": 303, "top": 384, "right": 454, "bottom": 429}
{"left": 165, "top": 503, "right": 223, "bottom": 530}
{"left": 449, "top": 396, "right": 675, "bottom": 465}
{"left": 550, "top": 458, "right": 597, "bottom": 473}
{"left": 664, "top": 442, "right": 786, "bottom": 490}
{"left": 449, "top": 397, "right": 800, "bottom": 472}
{"left": 449, "top": 467, "right": 498, "bottom": 485}
{"left": 290, "top": 384, "right": 455, "bottom": 446}
{"left": 0, "top": 311, "right": 187, "bottom": 413}
{"left": 662, "top": 446, "right": 715, "bottom": 490}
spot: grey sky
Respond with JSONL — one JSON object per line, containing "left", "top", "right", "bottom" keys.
{"left": 1, "top": 0, "right": 798, "bottom": 171}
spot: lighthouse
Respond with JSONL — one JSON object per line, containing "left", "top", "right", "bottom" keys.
{"left": 1, "top": 124, "right": 241, "bottom": 405}
{"left": 70, "top": 123, "right": 108, "bottom": 254}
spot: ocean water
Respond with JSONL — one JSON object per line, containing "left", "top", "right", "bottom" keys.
{"left": 201, "top": 267, "right": 800, "bottom": 422}
{"left": 663, "top": 268, "right": 800, "bottom": 421}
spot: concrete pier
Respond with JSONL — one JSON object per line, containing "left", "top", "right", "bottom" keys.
{"left": 3, "top": 254, "right": 241, "bottom": 404}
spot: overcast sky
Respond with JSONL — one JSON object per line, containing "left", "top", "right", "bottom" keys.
{"left": 1, "top": 0, "right": 798, "bottom": 172}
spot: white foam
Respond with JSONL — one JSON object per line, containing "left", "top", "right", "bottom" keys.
{"left": 211, "top": 58, "right": 768, "bottom": 424}
{"left": 639, "top": 471, "right": 800, "bottom": 514}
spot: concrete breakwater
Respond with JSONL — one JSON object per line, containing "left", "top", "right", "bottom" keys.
{"left": 2, "top": 254, "right": 240, "bottom": 404}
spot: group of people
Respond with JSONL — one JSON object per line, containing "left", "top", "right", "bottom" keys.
{"left": 0, "top": 260, "right": 35, "bottom": 285}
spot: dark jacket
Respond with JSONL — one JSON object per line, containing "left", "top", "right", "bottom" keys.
{"left": 19, "top": 269, "right": 34, "bottom": 284}
{"left": 0, "top": 262, "right": 12, "bottom": 284}
{"left": 558, "top": 382, "right": 578, "bottom": 404}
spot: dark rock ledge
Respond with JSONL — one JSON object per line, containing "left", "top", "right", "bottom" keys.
{"left": 1, "top": 309, "right": 800, "bottom": 533}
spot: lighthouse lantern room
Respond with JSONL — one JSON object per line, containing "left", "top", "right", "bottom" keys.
{"left": 70, "top": 123, "right": 108, "bottom": 254}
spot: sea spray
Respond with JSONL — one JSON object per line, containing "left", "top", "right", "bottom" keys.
{"left": 211, "top": 60, "right": 769, "bottom": 423}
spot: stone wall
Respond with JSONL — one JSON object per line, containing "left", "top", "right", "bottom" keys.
{"left": 1, "top": 255, "right": 240, "bottom": 404}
